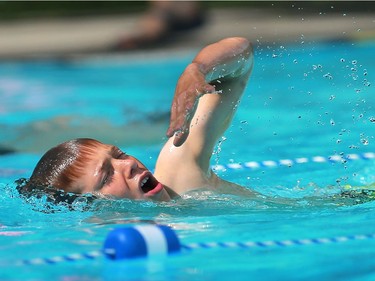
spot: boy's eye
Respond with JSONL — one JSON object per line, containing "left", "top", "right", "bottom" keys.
{"left": 115, "top": 149, "right": 127, "bottom": 159}
{"left": 118, "top": 152, "right": 127, "bottom": 159}
{"left": 102, "top": 171, "right": 113, "bottom": 186}
{"left": 102, "top": 174, "right": 109, "bottom": 185}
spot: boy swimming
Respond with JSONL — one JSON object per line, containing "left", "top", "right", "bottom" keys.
{"left": 17, "top": 37, "right": 254, "bottom": 202}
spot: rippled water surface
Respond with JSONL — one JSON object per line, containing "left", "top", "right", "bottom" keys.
{"left": 1, "top": 40, "right": 375, "bottom": 280}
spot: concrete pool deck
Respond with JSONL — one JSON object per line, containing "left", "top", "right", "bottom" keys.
{"left": 0, "top": 7, "right": 374, "bottom": 59}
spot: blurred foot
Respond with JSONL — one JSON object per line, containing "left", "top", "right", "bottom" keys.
{"left": 111, "top": 2, "right": 205, "bottom": 51}
{"left": 0, "top": 145, "right": 16, "bottom": 155}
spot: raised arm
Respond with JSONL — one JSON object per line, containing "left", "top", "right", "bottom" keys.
{"left": 167, "top": 37, "right": 253, "bottom": 146}
{"left": 156, "top": 37, "right": 253, "bottom": 195}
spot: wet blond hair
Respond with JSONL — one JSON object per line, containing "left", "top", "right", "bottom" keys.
{"left": 17, "top": 138, "right": 103, "bottom": 198}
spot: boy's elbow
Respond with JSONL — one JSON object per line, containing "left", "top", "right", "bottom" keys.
{"left": 223, "top": 37, "right": 252, "bottom": 54}
{"left": 229, "top": 37, "right": 253, "bottom": 77}
{"left": 232, "top": 37, "right": 250, "bottom": 46}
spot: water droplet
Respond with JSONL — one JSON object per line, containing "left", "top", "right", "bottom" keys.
{"left": 330, "top": 119, "right": 336, "bottom": 125}
{"left": 349, "top": 145, "right": 358, "bottom": 149}
{"left": 352, "top": 60, "right": 357, "bottom": 65}
{"left": 361, "top": 138, "right": 369, "bottom": 145}
{"left": 323, "top": 73, "right": 333, "bottom": 79}
{"left": 329, "top": 95, "right": 336, "bottom": 100}
{"left": 272, "top": 54, "right": 278, "bottom": 58}
{"left": 340, "top": 58, "right": 345, "bottom": 62}
{"left": 293, "top": 59, "right": 298, "bottom": 64}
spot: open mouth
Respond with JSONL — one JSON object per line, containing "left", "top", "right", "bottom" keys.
{"left": 140, "top": 174, "right": 160, "bottom": 194}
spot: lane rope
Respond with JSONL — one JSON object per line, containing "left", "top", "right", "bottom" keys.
{"left": 212, "top": 152, "right": 375, "bottom": 171}
{"left": 1, "top": 152, "right": 374, "bottom": 177}
{"left": 17, "top": 225, "right": 375, "bottom": 266}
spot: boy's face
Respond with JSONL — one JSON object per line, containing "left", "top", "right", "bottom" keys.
{"left": 76, "top": 143, "right": 170, "bottom": 201}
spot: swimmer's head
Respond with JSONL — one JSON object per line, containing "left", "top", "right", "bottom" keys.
{"left": 19, "top": 138, "right": 171, "bottom": 202}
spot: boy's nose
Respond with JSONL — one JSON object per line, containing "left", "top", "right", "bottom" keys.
{"left": 114, "top": 158, "right": 138, "bottom": 178}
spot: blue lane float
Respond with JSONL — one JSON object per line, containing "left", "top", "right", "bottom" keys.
{"left": 18, "top": 224, "right": 375, "bottom": 266}
{"left": 103, "top": 225, "right": 181, "bottom": 260}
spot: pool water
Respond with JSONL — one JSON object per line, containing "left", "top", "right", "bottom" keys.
{"left": 1, "top": 39, "right": 375, "bottom": 280}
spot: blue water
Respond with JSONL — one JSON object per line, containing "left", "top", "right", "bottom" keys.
{"left": 1, "top": 39, "right": 375, "bottom": 280}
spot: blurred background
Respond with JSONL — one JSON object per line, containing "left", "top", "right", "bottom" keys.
{"left": 0, "top": 1, "right": 374, "bottom": 155}
{"left": 0, "top": 1, "right": 374, "bottom": 59}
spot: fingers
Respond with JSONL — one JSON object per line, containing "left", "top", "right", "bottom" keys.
{"left": 166, "top": 97, "right": 184, "bottom": 138}
{"left": 166, "top": 108, "right": 191, "bottom": 146}
{"left": 166, "top": 100, "right": 178, "bottom": 138}
{"left": 166, "top": 120, "right": 189, "bottom": 146}
{"left": 173, "top": 129, "right": 189, "bottom": 147}
{"left": 166, "top": 110, "right": 191, "bottom": 146}
{"left": 166, "top": 83, "right": 215, "bottom": 145}
{"left": 166, "top": 91, "right": 193, "bottom": 135}
{"left": 203, "top": 83, "right": 216, "bottom": 95}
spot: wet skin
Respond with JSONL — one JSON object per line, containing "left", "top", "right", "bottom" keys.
{"left": 77, "top": 143, "right": 171, "bottom": 201}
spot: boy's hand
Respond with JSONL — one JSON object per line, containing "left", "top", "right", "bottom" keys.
{"left": 166, "top": 63, "right": 215, "bottom": 147}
